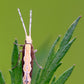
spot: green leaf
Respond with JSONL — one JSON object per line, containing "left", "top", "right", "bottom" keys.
{"left": 51, "top": 76, "right": 56, "bottom": 84}
{"left": 11, "top": 40, "right": 19, "bottom": 68}
{"left": 0, "top": 71, "right": 5, "bottom": 84}
{"left": 35, "top": 69, "right": 41, "bottom": 84}
{"left": 45, "top": 36, "right": 61, "bottom": 69}
{"left": 9, "top": 40, "right": 22, "bottom": 84}
{"left": 60, "top": 16, "right": 81, "bottom": 48}
{"left": 9, "top": 70, "right": 14, "bottom": 83}
{"left": 55, "top": 65, "right": 75, "bottom": 84}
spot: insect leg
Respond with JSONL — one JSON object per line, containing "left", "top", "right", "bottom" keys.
{"left": 34, "top": 55, "right": 43, "bottom": 69}
{"left": 14, "top": 42, "right": 24, "bottom": 47}
{"left": 34, "top": 49, "right": 43, "bottom": 69}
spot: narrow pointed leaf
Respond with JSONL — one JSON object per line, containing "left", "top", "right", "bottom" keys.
{"left": 60, "top": 16, "right": 81, "bottom": 48}
{"left": 9, "top": 40, "right": 22, "bottom": 84}
{"left": 45, "top": 36, "right": 61, "bottom": 69}
{"left": 11, "top": 40, "right": 19, "bottom": 68}
{"left": 55, "top": 65, "right": 75, "bottom": 84}
{"left": 0, "top": 71, "right": 5, "bottom": 84}
{"left": 35, "top": 69, "right": 41, "bottom": 84}
{"left": 51, "top": 76, "right": 56, "bottom": 84}
{"left": 49, "top": 36, "right": 61, "bottom": 58}
{"left": 9, "top": 70, "right": 15, "bottom": 83}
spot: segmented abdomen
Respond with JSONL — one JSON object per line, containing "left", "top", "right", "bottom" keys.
{"left": 22, "top": 44, "right": 34, "bottom": 84}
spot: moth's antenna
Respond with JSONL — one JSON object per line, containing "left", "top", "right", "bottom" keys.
{"left": 29, "top": 10, "right": 32, "bottom": 37}
{"left": 17, "top": 8, "right": 27, "bottom": 38}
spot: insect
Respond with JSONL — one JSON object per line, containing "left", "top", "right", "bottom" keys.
{"left": 17, "top": 8, "right": 42, "bottom": 84}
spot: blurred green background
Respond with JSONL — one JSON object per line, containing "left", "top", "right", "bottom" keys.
{"left": 0, "top": 0, "right": 84, "bottom": 84}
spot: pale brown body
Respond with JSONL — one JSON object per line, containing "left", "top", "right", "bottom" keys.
{"left": 22, "top": 43, "right": 34, "bottom": 84}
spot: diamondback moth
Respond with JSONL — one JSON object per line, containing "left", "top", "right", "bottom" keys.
{"left": 17, "top": 8, "right": 42, "bottom": 84}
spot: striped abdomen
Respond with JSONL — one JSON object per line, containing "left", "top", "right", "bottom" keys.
{"left": 22, "top": 44, "right": 34, "bottom": 84}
